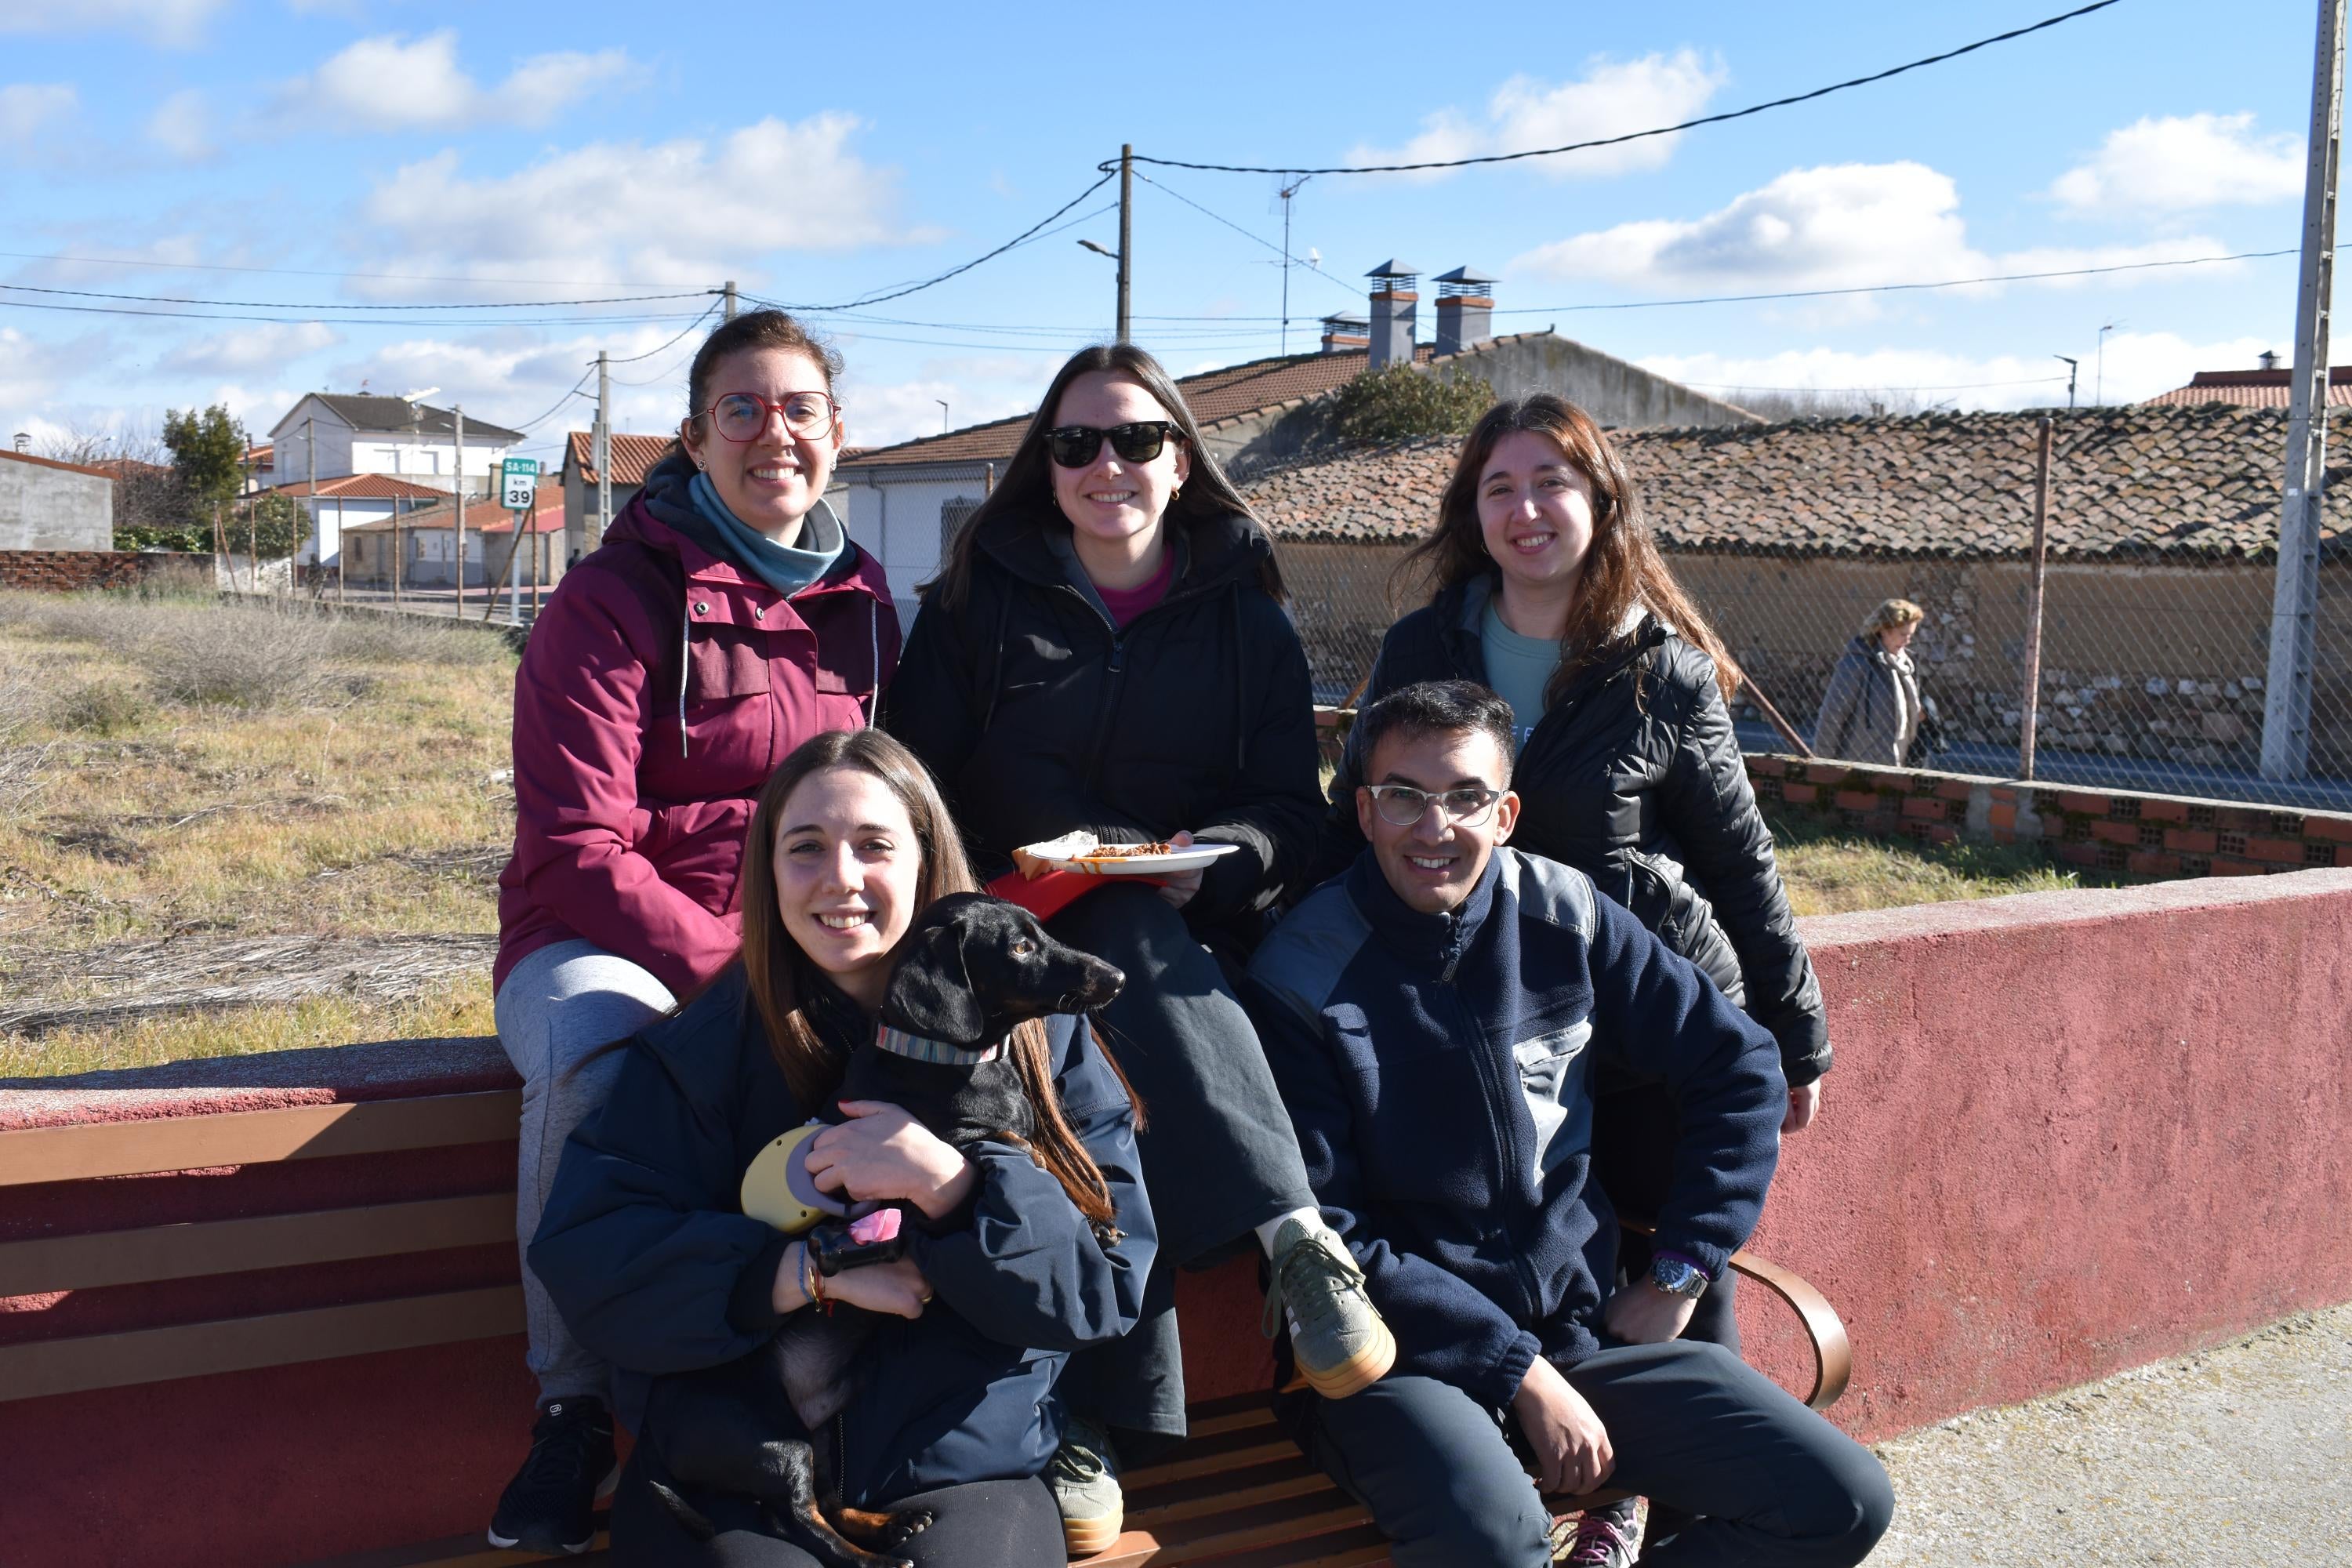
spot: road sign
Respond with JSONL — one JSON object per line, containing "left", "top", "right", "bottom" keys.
{"left": 500, "top": 457, "right": 539, "bottom": 512}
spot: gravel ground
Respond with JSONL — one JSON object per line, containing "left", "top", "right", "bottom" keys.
{"left": 1866, "top": 1304, "right": 2352, "bottom": 1566}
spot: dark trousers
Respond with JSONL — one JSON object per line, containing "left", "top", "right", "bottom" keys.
{"left": 608, "top": 1456, "right": 1063, "bottom": 1566}
{"left": 1283, "top": 1345, "right": 1893, "bottom": 1568}
{"left": 1050, "top": 884, "right": 1319, "bottom": 1443}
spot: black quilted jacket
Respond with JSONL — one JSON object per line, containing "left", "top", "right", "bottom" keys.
{"left": 1313, "top": 575, "right": 1831, "bottom": 1084}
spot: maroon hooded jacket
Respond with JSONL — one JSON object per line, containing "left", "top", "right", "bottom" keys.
{"left": 495, "top": 454, "right": 900, "bottom": 997}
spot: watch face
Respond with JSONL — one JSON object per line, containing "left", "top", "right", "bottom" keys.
{"left": 1653, "top": 1258, "right": 1708, "bottom": 1298}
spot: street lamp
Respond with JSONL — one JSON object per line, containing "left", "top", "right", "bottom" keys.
{"left": 2095, "top": 323, "right": 2120, "bottom": 405}
{"left": 935, "top": 398, "right": 950, "bottom": 432}
{"left": 2054, "top": 355, "right": 2079, "bottom": 408}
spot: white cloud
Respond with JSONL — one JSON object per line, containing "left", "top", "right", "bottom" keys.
{"left": 358, "top": 114, "right": 910, "bottom": 285}
{"left": 0, "top": 83, "right": 78, "bottom": 141}
{"left": 1350, "top": 51, "right": 1726, "bottom": 182}
{"left": 147, "top": 89, "right": 214, "bottom": 162}
{"left": 158, "top": 322, "right": 342, "bottom": 378}
{"left": 278, "top": 32, "right": 630, "bottom": 132}
{"left": 1640, "top": 331, "right": 2278, "bottom": 412}
{"left": 0, "top": 0, "right": 225, "bottom": 46}
{"left": 2049, "top": 113, "right": 2303, "bottom": 216}
{"left": 1510, "top": 162, "right": 2236, "bottom": 301}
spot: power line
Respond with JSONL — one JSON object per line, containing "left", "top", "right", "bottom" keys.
{"left": 1112, "top": 0, "right": 2124, "bottom": 176}
{"left": 1126, "top": 170, "right": 1359, "bottom": 302}
{"left": 0, "top": 281, "right": 706, "bottom": 311}
{"left": 756, "top": 172, "right": 1120, "bottom": 314}
{"left": 0, "top": 297, "right": 710, "bottom": 328}
{"left": 0, "top": 251, "right": 692, "bottom": 290}
{"left": 1689, "top": 375, "right": 2071, "bottom": 393}
{"left": 604, "top": 301, "right": 723, "bottom": 365}
{"left": 1504, "top": 248, "right": 2296, "bottom": 314}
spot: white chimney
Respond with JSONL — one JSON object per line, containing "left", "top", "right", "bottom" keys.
{"left": 1365, "top": 260, "right": 1420, "bottom": 370}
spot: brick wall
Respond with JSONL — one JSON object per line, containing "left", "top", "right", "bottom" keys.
{"left": 1748, "top": 753, "right": 2352, "bottom": 879}
{"left": 0, "top": 549, "right": 154, "bottom": 592}
{"left": 1314, "top": 706, "right": 2352, "bottom": 880}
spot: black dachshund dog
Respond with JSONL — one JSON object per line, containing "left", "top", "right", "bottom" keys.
{"left": 644, "top": 892, "right": 1127, "bottom": 1568}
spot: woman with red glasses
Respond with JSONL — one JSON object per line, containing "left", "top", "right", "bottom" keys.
{"left": 887, "top": 343, "right": 1392, "bottom": 1556}
{"left": 486, "top": 310, "right": 899, "bottom": 1555}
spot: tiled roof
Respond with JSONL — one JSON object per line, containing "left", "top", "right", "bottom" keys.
{"left": 562, "top": 430, "right": 673, "bottom": 486}
{"left": 1243, "top": 404, "right": 2347, "bottom": 561}
{"left": 837, "top": 343, "right": 1439, "bottom": 470}
{"left": 0, "top": 448, "right": 111, "bottom": 479}
{"left": 264, "top": 473, "right": 452, "bottom": 500}
{"left": 2140, "top": 366, "right": 2352, "bottom": 408}
{"left": 347, "top": 486, "right": 564, "bottom": 533}
{"left": 301, "top": 395, "right": 528, "bottom": 445}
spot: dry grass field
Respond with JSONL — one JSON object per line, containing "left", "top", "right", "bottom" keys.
{"left": 2, "top": 591, "right": 2127, "bottom": 1080}
{"left": 1, "top": 586, "right": 516, "bottom": 1077}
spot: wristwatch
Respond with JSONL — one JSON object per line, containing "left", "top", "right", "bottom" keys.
{"left": 1650, "top": 1255, "right": 1711, "bottom": 1300}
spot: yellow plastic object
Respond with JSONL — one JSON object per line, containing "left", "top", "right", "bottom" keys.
{"left": 739, "top": 1123, "right": 831, "bottom": 1234}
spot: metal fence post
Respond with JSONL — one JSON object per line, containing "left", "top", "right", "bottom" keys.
{"left": 2020, "top": 417, "right": 2055, "bottom": 780}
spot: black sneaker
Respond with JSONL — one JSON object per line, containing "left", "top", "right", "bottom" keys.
{"left": 487, "top": 1396, "right": 617, "bottom": 1555}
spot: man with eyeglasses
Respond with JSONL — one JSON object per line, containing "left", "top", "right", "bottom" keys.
{"left": 1243, "top": 681, "right": 1891, "bottom": 1567}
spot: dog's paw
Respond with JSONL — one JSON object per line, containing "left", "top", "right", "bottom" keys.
{"left": 880, "top": 1507, "right": 936, "bottom": 1547}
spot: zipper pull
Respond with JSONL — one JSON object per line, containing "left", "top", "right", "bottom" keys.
{"left": 1107, "top": 638, "right": 1126, "bottom": 675}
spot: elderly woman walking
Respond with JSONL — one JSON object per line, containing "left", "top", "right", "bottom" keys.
{"left": 1813, "top": 598, "right": 1927, "bottom": 766}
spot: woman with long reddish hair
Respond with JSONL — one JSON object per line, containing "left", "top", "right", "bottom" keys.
{"left": 1316, "top": 394, "right": 1831, "bottom": 1563}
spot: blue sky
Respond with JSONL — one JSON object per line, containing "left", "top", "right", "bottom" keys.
{"left": 0, "top": 0, "right": 2329, "bottom": 465}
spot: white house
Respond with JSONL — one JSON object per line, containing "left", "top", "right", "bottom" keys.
{"left": 260, "top": 473, "right": 450, "bottom": 567}
{"left": 265, "top": 395, "right": 527, "bottom": 505}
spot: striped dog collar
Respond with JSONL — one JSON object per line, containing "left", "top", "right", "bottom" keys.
{"left": 873, "top": 1025, "right": 1003, "bottom": 1065}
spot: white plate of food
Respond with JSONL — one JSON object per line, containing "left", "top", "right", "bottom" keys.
{"left": 1012, "top": 832, "right": 1243, "bottom": 878}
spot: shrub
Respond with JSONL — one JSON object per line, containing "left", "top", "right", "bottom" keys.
{"left": 56, "top": 681, "right": 147, "bottom": 735}
{"left": 0, "top": 663, "right": 52, "bottom": 811}
{"left": 1330, "top": 365, "right": 1495, "bottom": 445}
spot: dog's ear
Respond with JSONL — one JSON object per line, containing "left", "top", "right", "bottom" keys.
{"left": 879, "top": 918, "right": 987, "bottom": 1046}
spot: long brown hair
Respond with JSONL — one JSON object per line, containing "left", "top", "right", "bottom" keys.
{"left": 1400, "top": 394, "right": 1740, "bottom": 707}
{"left": 739, "top": 728, "right": 1136, "bottom": 1230}
{"left": 924, "top": 343, "right": 1283, "bottom": 609}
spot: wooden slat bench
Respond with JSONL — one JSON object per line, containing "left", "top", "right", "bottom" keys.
{"left": 0, "top": 1072, "right": 1849, "bottom": 1568}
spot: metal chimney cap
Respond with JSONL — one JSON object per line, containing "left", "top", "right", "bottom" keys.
{"left": 1320, "top": 310, "right": 1370, "bottom": 326}
{"left": 1364, "top": 260, "right": 1423, "bottom": 278}
{"left": 1433, "top": 266, "right": 1498, "bottom": 285}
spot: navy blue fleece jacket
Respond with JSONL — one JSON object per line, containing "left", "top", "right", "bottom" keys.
{"left": 1243, "top": 847, "right": 1783, "bottom": 1410}
{"left": 528, "top": 965, "right": 1153, "bottom": 1507}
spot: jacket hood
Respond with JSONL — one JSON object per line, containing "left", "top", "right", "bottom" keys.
{"left": 975, "top": 504, "right": 1272, "bottom": 601}
{"left": 607, "top": 449, "right": 880, "bottom": 601}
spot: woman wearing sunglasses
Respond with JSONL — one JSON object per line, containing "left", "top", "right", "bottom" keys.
{"left": 1316, "top": 395, "right": 1828, "bottom": 1565}
{"left": 487, "top": 309, "right": 899, "bottom": 1555}
{"left": 887, "top": 343, "right": 1392, "bottom": 1555}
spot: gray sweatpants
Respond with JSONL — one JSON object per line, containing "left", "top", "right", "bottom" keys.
{"left": 493, "top": 938, "right": 677, "bottom": 1404}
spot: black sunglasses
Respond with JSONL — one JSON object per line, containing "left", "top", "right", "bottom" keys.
{"left": 1044, "top": 421, "right": 1181, "bottom": 468}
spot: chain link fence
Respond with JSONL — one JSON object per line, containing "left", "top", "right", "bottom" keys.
{"left": 1254, "top": 408, "right": 2352, "bottom": 812}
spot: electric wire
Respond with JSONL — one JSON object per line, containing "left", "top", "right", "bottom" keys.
{"left": 604, "top": 301, "right": 723, "bottom": 365}
{"left": 1105, "top": 0, "right": 2125, "bottom": 176}
{"left": 1504, "top": 248, "right": 2296, "bottom": 314}
{"left": 0, "top": 281, "right": 708, "bottom": 311}
{"left": 1126, "top": 170, "right": 1361, "bottom": 302}
{"left": 0, "top": 297, "right": 710, "bottom": 328}
{"left": 0, "top": 252, "right": 692, "bottom": 289}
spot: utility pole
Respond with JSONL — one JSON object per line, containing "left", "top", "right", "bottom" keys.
{"left": 1116, "top": 145, "right": 1133, "bottom": 345}
{"left": 2055, "top": 355, "right": 2079, "bottom": 409}
{"left": 305, "top": 415, "right": 318, "bottom": 598}
{"left": 724, "top": 280, "right": 739, "bottom": 321}
{"left": 591, "top": 350, "right": 612, "bottom": 557}
{"left": 453, "top": 405, "right": 466, "bottom": 616}
{"left": 2095, "top": 322, "right": 2118, "bottom": 404}
{"left": 1279, "top": 175, "right": 1313, "bottom": 356}
{"left": 2265, "top": 0, "right": 2346, "bottom": 780}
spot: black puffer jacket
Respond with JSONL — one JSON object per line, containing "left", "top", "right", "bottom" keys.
{"left": 1316, "top": 575, "right": 1831, "bottom": 1084}
{"left": 887, "top": 507, "right": 1323, "bottom": 951}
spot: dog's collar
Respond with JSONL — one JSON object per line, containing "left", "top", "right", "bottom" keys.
{"left": 873, "top": 1025, "right": 1004, "bottom": 1065}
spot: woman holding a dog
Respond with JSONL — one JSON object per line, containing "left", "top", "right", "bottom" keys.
{"left": 887, "top": 343, "right": 1394, "bottom": 1554}
{"left": 531, "top": 727, "right": 1153, "bottom": 1566}
{"left": 1316, "top": 394, "right": 1831, "bottom": 1564}
{"left": 489, "top": 310, "right": 900, "bottom": 1554}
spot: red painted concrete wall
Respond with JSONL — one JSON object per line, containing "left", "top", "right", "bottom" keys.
{"left": 5, "top": 869, "right": 2350, "bottom": 1563}
{"left": 1748, "top": 865, "right": 2352, "bottom": 1441}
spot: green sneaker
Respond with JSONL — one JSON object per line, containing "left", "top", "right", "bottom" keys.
{"left": 1263, "top": 1216, "right": 1396, "bottom": 1399}
{"left": 1044, "top": 1413, "right": 1123, "bottom": 1558}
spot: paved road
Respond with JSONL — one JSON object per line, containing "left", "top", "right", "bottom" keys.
{"left": 1866, "top": 1304, "right": 2352, "bottom": 1566}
